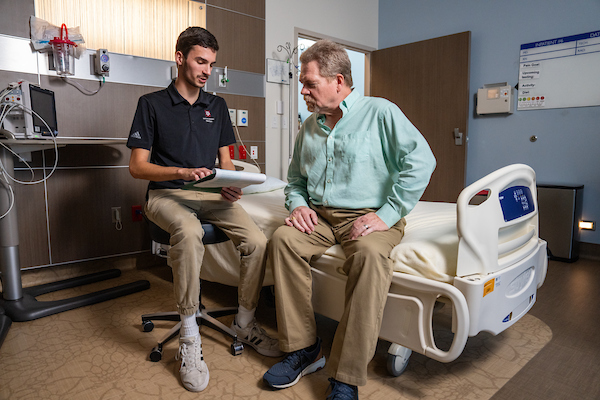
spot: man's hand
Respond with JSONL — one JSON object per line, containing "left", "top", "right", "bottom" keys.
{"left": 221, "top": 186, "right": 242, "bottom": 202}
{"left": 180, "top": 167, "right": 213, "bottom": 182}
{"left": 349, "top": 212, "right": 388, "bottom": 240}
{"left": 285, "top": 206, "right": 318, "bottom": 234}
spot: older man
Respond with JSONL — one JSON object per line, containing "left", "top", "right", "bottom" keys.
{"left": 262, "top": 40, "right": 436, "bottom": 399}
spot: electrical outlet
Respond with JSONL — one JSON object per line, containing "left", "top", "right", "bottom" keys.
{"left": 229, "top": 144, "right": 235, "bottom": 158}
{"left": 239, "top": 145, "right": 247, "bottom": 159}
{"left": 250, "top": 146, "right": 258, "bottom": 159}
{"left": 131, "top": 205, "right": 143, "bottom": 222}
{"left": 229, "top": 109, "right": 237, "bottom": 126}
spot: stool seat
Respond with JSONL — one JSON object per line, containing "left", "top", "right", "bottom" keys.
{"left": 147, "top": 220, "right": 229, "bottom": 246}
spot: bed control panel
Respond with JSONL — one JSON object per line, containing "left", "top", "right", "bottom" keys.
{"left": 499, "top": 186, "right": 535, "bottom": 222}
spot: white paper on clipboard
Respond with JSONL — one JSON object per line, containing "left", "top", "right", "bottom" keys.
{"left": 183, "top": 168, "right": 266, "bottom": 190}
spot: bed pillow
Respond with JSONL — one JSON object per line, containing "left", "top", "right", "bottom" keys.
{"left": 390, "top": 202, "right": 459, "bottom": 283}
{"left": 243, "top": 176, "right": 287, "bottom": 194}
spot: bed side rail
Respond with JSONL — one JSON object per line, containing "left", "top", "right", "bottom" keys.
{"left": 311, "top": 263, "right": 470, "bottom": 364}
{"left": 379, "top": 273, "right": 470, "bottom": 363}
{"left": 456, "top": 164, "right": 540, "bottom": 277}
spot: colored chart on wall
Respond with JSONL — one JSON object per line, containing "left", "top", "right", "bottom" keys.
{"left": 518, "top": 30, "right": 600, "bottom": 110}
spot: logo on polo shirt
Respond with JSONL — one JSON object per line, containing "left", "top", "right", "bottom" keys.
{"left": 203, "top": 109, "right": 215, "bottom": 123}
{"left": 130, "top": 131, "right": 141, "bottom": 139}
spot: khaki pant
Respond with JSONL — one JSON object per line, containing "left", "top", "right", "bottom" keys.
{"left": 268, "top": 204, "right": 405, "bottom": 386}
{"left": 145, "top": 189, "right": 267, "bottom": 316}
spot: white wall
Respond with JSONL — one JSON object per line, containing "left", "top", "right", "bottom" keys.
{"left": 264, "top": 0, "right": 379, "bottom": 179}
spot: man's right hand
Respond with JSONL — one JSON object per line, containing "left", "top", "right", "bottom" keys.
{"left": 181, "top": 167, "right": 213, "bottom": 182}
{"left": 129, "top": 148, "right": 214, "bottom": 183}
{"left": 285, "top": 206, "right": 318, "bottom": 234}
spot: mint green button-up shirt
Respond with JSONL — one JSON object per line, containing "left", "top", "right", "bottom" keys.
{"left": 285, "top": 89, "right": 436, "bottom": 228}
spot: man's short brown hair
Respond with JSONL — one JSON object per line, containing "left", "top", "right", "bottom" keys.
{"left": 176, "top": 27, "right": 219, "bottom": 58}
{"left": 300, "top": 40, "right": 353, "bottom": 87}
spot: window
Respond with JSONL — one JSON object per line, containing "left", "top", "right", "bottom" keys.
{"left": 35, "top": 0, "right": 206, "bottom": 61}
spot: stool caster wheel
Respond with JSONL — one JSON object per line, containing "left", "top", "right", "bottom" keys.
{"left": 150, "top": 345, "right": 163, "bottom": 362}
{"left": 142, "top": 320, "right": 154, "bottom": 332}
{"left": 231, "top": 341, "right": 244, "bottom": 356}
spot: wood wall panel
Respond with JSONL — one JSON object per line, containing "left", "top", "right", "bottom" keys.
{"left": 40, "top": 77, "right": 157, "bottom": 139}
{"left": 206, "top": 7, "right": 265, "bottom": 74}
{"left": 0, "top": 0, "right": 33, "bottom": 38}
{"left": 206, "top": 0, "right": 265, "bottom": 19}
{"left": 46, "top": 167, "right": 149, "bottom": 264}
{"left": 14, "top": 171, "right": 51, "bottom": 267}
{"left": 47, "top": 143, "right": 130, "bottom": 168}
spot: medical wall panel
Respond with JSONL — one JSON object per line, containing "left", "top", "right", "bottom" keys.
{"left": 206, "top": 6, "right": 265, "bottom": 75}
{"left": 219, "top": 93, "right": 265, "bottom": 141}
{"left": 220, "top": 93, "right": 266, "bottom": 168}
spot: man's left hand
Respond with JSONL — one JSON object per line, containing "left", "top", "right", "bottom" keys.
{"left": 350, "top": 212, "right": 389, "bottom": 240}
{"left": 221, "top": 186, "right": 242, "bottom": 202}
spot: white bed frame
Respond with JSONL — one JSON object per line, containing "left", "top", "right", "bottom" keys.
{"left": 309, "top": 164, "right": 548, "bottom": 375}
{"left": 179, "top": 161, "right": 548, "bottom": 376}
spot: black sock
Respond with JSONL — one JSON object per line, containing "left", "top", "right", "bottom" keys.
{"left": 306, "top": 340, "right": 319, "bottom": 352}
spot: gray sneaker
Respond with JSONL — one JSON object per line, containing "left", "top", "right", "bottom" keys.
{"left": 232, "top": 318, "right": 284, "bottom": 357}
{"left": 176, "top": 335, "right": 209, "bottom": 392}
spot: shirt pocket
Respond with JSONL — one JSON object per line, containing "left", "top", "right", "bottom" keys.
{"left": 338, "top": 131, "right": 371, "bottom": 163}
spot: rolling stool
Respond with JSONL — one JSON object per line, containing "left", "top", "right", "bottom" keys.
{"left": 141, "top": 218, "right": 244, "bottom": 361}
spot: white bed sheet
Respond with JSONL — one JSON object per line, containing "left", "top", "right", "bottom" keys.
{"left": 201, "top": 187, "right": 460, "bottom": 286}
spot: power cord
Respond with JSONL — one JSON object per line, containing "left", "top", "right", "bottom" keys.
{"left": 61, "top": 75, "right": 105, "bottom": 96}
{"left": 233, "top": 123, "right": 261, "bottom": 173}
{"left": 0, "top": 87, "right": 59, "bottom": 220}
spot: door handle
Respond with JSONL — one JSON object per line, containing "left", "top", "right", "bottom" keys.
{"left": 453, "top": 128, "right": 463, "bottom": 146}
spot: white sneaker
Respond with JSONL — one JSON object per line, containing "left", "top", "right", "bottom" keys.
{"left": 176, "top": 335, "right": 209, "bottom": 392}
{"left": 232, "top": 318, "right": 284, "bottom": 357}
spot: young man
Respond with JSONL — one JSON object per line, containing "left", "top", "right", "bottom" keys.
{"left": 262, "top": 40, "right": 436, "bottom": 399}
{"left": 127, "top": 27, "right": 282, "bottom": 392}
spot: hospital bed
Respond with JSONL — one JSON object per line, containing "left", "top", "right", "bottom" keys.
{"left": 175, "top": 161, "right": 548, "bottom": 376}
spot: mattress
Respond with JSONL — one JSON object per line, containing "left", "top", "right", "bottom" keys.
{"left": 201, "top": 183, "right": 460, "bottom": 286}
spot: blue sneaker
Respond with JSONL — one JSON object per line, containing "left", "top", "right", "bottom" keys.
{"left": 326, "top": 378, "right": 358, "bottom": 400}
{"left": 263, "top": 337, "right": 326, "bottom": 389}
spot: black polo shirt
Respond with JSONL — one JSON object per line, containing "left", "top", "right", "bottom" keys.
{"left": 127, "top": 82, "right": 235, "bottom": 190}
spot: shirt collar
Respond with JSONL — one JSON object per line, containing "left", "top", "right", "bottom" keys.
{"left": 316, "top": 88, "right": 360, "bottom": 125}
{"left": 167, "top": 81, "right": 210, "bottom": 107}
{"left": 340, "top": 88, "right": 360, "bottom": 114}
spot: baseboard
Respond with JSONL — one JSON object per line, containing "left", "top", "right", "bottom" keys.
{"left": 579, "top": 242, "right": 600, "bottom": 261}
{"left": 17, "top": 252, "right": 162, "bottom": 289}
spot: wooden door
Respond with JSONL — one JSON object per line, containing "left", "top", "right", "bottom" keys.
{"left": 371, "top": 32, "right": 471, "bottom": 202}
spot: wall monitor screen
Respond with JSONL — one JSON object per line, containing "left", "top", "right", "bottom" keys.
{"left": 28, "top": 84, "right": 58, "bottom": 136}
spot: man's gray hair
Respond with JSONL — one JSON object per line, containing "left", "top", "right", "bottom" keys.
{"left": 300, "top": 40, "right": 353, "bottom": 87}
